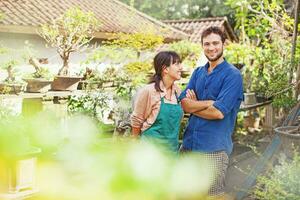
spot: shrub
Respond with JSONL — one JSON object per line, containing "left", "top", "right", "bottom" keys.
{"left": 253, "top": 152, "right": 300, "bottom": 200}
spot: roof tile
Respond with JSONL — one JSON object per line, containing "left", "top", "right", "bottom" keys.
{"left": 0, "top": 0, "right": 188, "bottom": 40}
{"left": 164, "top": 17, "right": 238, "bottom": 43}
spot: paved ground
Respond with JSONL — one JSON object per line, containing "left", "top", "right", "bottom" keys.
{"left": 225, "top": 139, "right": 274, "bottom": 200}
{"left": 225, "top": 151, "right": 259, "bottom": 199}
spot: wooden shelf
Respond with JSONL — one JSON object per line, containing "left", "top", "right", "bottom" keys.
{"left": 240, "top": 100, "right": 273, "bottom": 111}
{"left": 0, "top": 90, "right": 83, "bottom": 99}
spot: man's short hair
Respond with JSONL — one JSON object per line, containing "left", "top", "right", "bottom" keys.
{"left": 201, "top": 26, "right": 226, "bottom": 44}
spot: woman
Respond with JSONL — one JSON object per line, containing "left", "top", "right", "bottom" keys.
{"left": 130, "top": 51, "right": 183, "bottom": 152}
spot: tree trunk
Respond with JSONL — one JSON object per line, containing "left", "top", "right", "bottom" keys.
{"left": 292, "top": 0, "right": 300, "bottom": 97}
{"left": 5, "top": 65, "right": 15, "bottom": 82}
{"left": 28, "top": 58, "right": 41, "bottom": 73}
{"left": 58, "top": 54, "right": 70, "bottom": 76}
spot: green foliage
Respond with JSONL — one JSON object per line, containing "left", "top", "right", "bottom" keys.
{"left": 253, "top": 153, "right": 300, "bottom": 200}
{"left": 29, "top": 67, "right": 52, "bottom": 79}
{"left": 85, "top": 45, "right": 136, "bottom": 65}
{"left": 124, "top": 61, "right": 152, "bottom": 75}
{"left": 168, "top": 40, "right": 202, "bottom": 68}
{"left": 226, "top": 0, "right": 293, "bottom": 42}
{"left": 39, "top": 7, "right": 99, "bottom": 75}
{"left": 0, "top": 45, "right": 7, "bottom": 54}
{"left": 0, "top": 48, "right": 21, "bottom": 83}
{"left": 225, "top": 0, "right": 298, "bottom": 109}
{"left": 107, "top": 32, "right": 164, "bottom": 55}
{"left": 82, "top": 66, "right": 135, "bottom": 100}
{"left": 0, "top": 115, "right": 32, "bottom": 157}
{"left": 225, "top": 43, "right": 254, "bottom": 65}
{"left": 68, "top": 91, "right": 110, "bottom": 120}
{"left": 123, "top": 61, "right": 152, "bottom": 87}
{"left": 23, "top": 41, "right": 53, "bottom": 80}
{"left": 0, "top": 109, "right": 213, "bottom": 199}
{"left": 1, "top": 59, "right": 18, "bottom": 71}
{"left": 120, "top": 0, "right": 235, "bottom": 24}
{"left": 0, "top": 99, "right": 16, "bottom": 121}
{"left": 83, "top": 32, "right": 162, "bottom": 99}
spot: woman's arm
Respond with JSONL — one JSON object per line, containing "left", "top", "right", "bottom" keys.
{"left": 130, "top": 87, "right": 151, "bottom": 136}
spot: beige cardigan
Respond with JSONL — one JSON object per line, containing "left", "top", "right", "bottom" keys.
{"left": 131, "top": 81, "right": 181, "bottom": 132}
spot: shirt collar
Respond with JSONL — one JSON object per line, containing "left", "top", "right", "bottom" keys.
{"left": 205, "top": 58, "right": 228, "bottom": 74}
{"left": 159, "top": 81, "right": 178, "bottom": 97}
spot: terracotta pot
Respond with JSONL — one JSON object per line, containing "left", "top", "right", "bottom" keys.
{"left": 0, "top": 83, "right": 24, "bottom": 94}
{"left": 23, "top": 78, "right": 53, "bottom": 93}
{"left": 51, "top": 76, "right": 82, "bottom": 91}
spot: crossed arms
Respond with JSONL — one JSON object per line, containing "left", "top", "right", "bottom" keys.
{"left": 181, "top": 89, "right": 224, "bottom": 120}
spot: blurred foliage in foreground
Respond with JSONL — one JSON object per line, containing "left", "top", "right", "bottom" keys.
{"left": 0, "top": 108, "right": 214, "bottom": 200}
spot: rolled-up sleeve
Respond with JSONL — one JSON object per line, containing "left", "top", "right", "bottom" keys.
{"left": 213, "top": 71, "right": 243, "bottom": 116}
{"left": 131, "top": 88, "right": 150, "bottom": 128}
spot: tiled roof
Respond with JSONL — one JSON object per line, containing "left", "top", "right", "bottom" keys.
{"left": 0, "top": 0, "right": 188, "bottom": 41}
{"left": 164, "top": 17, "right": 238, "bottom": 43}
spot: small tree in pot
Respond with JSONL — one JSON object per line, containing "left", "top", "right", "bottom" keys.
{"left": 39, "top": 7, "right": 99, "bottom": 90}
{"left": 0, "top": 48, "right": 25, "bottom": 94}
{"left": 22, "top": 41, "right": 53, "bottom": 93}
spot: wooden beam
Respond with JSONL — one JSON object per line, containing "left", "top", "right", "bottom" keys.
{"left": 0, "top": 25, "right": 121, "bottom": 40}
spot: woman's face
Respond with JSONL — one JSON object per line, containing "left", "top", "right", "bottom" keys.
{"left": 164, "top": 61, "right": 182, "bottom": 81}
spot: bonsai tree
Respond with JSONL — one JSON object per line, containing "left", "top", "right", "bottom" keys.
{"left": 23, "top": 41, "right": 52, "bottom": 80}
{"left": 2, "top": 60, "right": 18, "bottom": 83}
{"left": 0, "top": 50, "right": 25, "bottom": 94}
{"left": 39, "top": 7, "right": 99, "bottom": 76}
{"left": 0, "top": 48, "right": 20, "bottom": 84}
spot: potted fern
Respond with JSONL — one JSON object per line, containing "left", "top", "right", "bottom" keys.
{"left": 39, "top": 7, "right": 99, "bottom": 91}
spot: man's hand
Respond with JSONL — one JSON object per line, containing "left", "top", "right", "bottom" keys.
{"left": 181, "top": 89, "right": 215, "bottom": 113}
{"left": 183, "top": 89, "right": 224, "bottom": 120}
{"left": 186, "top": 89, "right": 214, "bottom": 107}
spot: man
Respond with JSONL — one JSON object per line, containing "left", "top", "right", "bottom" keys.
{"left": 179, "top": 26, "right": 243, "bottom": 198}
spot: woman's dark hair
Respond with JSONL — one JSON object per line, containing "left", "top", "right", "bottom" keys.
{"left": 149, "top": 51, "right": 181, "bottom": 92}
{"left": 201, "top": 26, "right": 226, "bottom": 44}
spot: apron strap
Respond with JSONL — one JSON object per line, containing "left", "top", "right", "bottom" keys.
{"left": 175, "top": 91, "right": 180, "bottom": 104}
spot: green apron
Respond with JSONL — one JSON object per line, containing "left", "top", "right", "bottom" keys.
{"left": 141, "top": 93, "right": 183, "bottom": 152}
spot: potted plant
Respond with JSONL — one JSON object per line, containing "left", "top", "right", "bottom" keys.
{"left": 0, "top": 48, "right": 25, "bottom": 94}
{"left": 38, "top": 7, "right": 99, "bottom": 91}
{"left": 22, "top": 41, "right": 53, "bottom": 93}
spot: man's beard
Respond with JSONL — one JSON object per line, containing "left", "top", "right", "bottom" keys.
{"left": 205, "top": 51, "right": 223, "bottom": 62}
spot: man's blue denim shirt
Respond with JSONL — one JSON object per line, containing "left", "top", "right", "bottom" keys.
{"left": 179, "top": 60, "right": 244, "bottom": 155}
